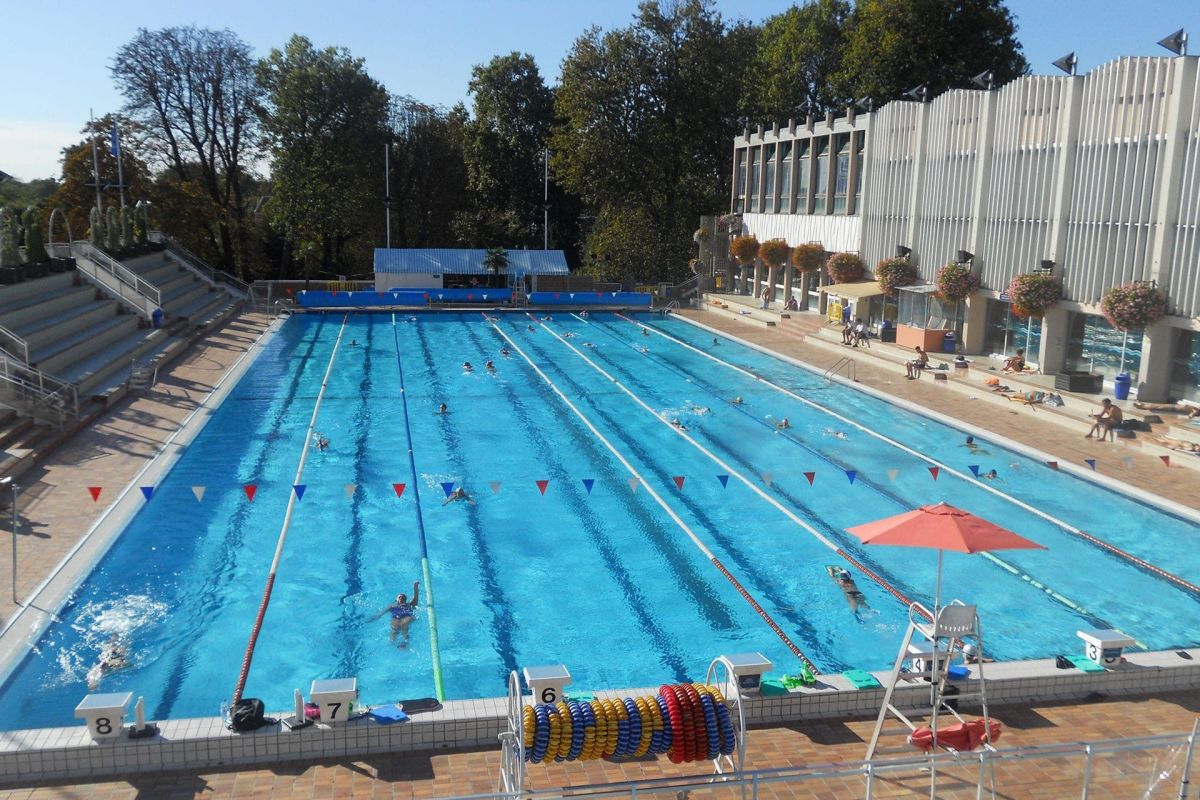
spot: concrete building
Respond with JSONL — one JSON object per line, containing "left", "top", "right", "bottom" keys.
{"left": 730, "top": 55, "right": 1200, "bottom": 402}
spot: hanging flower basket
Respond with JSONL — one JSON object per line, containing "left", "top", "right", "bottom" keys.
{"left": 791, "top": 242, "right": 825, "bottom": 272}
{"left": 934, "top": 262, "right": 980, "bottom": 301}
{"left": 826, "top": 252, "right": 864, "bottom": 284}
{"left": 1005, "top": 272, "right": 1060, "bottom": 319}
{"left": 758, "top": 239, "right": 790, "bottom": 269}
{"left": 729, "top": 235, "right": 760, "bottom": 266}
{"left": 874, "top": 257, "right": 917, "bottom": 296}
{"left": 1101, "top": 282, "right": 1167, "bottom": 331}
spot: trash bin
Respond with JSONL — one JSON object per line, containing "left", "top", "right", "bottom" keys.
{"left": 942, "top": 331, "right": 956, "bottom": 354}
{"left": 151, "top": 307, "right": 164, "bottom": 329}
{"left": 1113, "top": 372, "right": 1132, "bottom": 400}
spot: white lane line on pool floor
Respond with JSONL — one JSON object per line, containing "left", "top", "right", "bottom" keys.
{"left": 483, "top": 313, "right": 822, "bottom": 674}
{"left": 620, "top": 314, "right": 1200, "bottom": 605}
{"left": 233, "top": 314, "right": 348, "bottom": 704}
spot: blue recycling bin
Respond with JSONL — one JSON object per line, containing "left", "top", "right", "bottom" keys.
{"left": 151, "top": 307, "right": 164, "bottom": 328}
{"left": 1113, "top": 372, "right": 1131, "bottom": 400}
{"left": 942, "top": 331, "right": 956, "bottom": 353}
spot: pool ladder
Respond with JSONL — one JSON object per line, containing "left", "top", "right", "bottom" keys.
{"left": 824, "top": 356, "right": 856, "bottom": 382}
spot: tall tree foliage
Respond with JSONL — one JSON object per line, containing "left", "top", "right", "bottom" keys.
{"left": 256, "top": 35, "right": 390, "bottom": 278}
{"left": 456, "top": 53, "right": 555, "bottom": 249}
{"left": 747, "top": 1, "right": 851, "bottom": 121}
{"left": 554, "top": 0, "right": 755, "bottom": 283}
{"left": 111, "top": 26, "right": 260, "bottom": 275}
{"left": 834, "top": 0, "right": 1027, "bottom": 103}
{"left": 387, "top": 96, "right": 468, "bottom": 249}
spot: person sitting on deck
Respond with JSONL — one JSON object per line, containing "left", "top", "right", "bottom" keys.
{"left": 1003, "top": 348, "right": 1026, "bottom": 373}
{"left": 906, "top": 347, "right": 929, "bottom": 379}
{"left": 1085, "top": 399, "right": 1123, "bottom": 441}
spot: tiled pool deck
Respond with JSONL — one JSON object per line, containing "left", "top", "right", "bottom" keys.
{"left": 1, "top": 308, "right": 1197, "bottom": 797}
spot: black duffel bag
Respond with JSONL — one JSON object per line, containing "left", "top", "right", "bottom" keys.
{"left": 230, "top": 698, "right": 272, "bottom": 731}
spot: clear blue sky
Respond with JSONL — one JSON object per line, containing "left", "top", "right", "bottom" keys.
{"left": 2, "top": 0, "right": 1197, "bottom": 181}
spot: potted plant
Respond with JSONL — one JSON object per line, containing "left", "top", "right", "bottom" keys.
{"left": 875, "top": 256, "right": 918, "bottom": 296}
{"left": 729, "top": 234, "right": 759, "bottom": 295}
{"left": 790, "top": 242, "right": 825, "bottom": 273}
{"left": 826, "top": 252, "right": 864, "bottom": 284}
{"left": 934, "top": 261, "right": 980, "bottom": 302}
{"left": 1101, "top": 281, "right": 1168, "bottom": 394}
{"left": 1005, "top": 272, "right": 1060, "bottom": 319}
{"left": 0, "top": 209, "right": 21, "bottom": 284}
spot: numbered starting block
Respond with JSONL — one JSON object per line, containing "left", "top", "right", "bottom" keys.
{"left": 310, "top": 677, "right": 358, "bottom": 724}
{"left": 523, "top": 664, "right": 571, "bottom": 706}
{"left": 1077, "top": 629, "right": 1135, "bottom": 667}
{"left": 75, "top": 692, "right": 132, "bottom": 741}
{"left": 721, "top": 652, "right": 774, "bottom": 697}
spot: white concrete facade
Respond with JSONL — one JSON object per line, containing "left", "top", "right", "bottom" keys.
{"left": 731, "top": 55, "right": 1200, "bottom": 401}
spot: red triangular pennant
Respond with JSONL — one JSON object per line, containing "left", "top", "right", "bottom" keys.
{"left": 243, "top": 484, "right": 257, "bottom": 502}
{"left": 928, "top": 466, "right": 940, "bottom": 480}
{"left": 803, "top": 472, "right": 816, "bottom": 485}
{"left": 392, "top": 483, "right": 406, "bottom": 498}
{"left": 1047, "top": 461, "right": 1059, "bottom": 470}
{"left": 672, "top": 476, "right": 685, "bottom": 490}
{"left": 536, "top": 479, "right": 549, "bottom": 495}
{"left": 1161, "top": 455, "right": 1171, "bottom": 467}
{"left": 87, "top": 486, "right": 102, "bottom": 502}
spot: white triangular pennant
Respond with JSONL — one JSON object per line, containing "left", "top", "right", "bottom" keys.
{"left": 628, "top": 477, "right": 640, "bottom": 493}
{"left": 887, "top": 468, "right": 900, "bottom": 482}
{"left": 760, "top": 471, "right": 772, "bottom": 487}
{"left": 489, "top": 480, "right": 502, "bottom": 494}
{"left": 192, "top": 485, "right": 206, "bottom": 502}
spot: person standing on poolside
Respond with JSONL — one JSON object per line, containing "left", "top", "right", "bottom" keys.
{"left": 374, "top": 582, "right": 420, "bottom": 647}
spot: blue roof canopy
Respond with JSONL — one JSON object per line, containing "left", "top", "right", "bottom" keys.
{"left": 373, "top": 248, "right": 569, "bottom": 276}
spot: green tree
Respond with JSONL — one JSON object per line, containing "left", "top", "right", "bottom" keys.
{"left": 0, "top": 209, "right": 19, "bottom": 267}
{"left": 23, "top": 209, "right": 48, "bottom": 263}
{"left": 554, "top": 0, "right": 757, "bottom": 282}
{"left": 257, "top": 35, "right": 390, "bottom": 278}
{"left": 387, "top": 97, "right": 470, "bottom": 249}
{"left": 0, "top": 178, "right": 58, "bottom": 208}
{"left": 834, "top": 0, "right": 1027, "bottom": 103}
{"left": 456, "top": 53, "right": 555, "bottom": 248}
{"left": 747, "top": 1, "right": 852, "bottom": 122}
{"left": 112, "top": 26, "right": 261, "bottom": 274}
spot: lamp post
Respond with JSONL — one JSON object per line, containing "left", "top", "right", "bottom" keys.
{"left": 2, "top": 476, "right": 16, "bottom": 605}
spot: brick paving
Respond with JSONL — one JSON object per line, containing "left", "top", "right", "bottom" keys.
{"left": 1, "top": 307, "right": 1197, "bottom": 798}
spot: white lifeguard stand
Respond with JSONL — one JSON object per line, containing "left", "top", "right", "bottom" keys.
{"left": 522, "top": 664, "right": 571, "bottom": 705}
{"left": 1077, "top": 629, "right": 1135, "bottom": 667}
{"left": 309, "top": 678, "right": 357, "bottom": 724}
{"left": 75, "top": 692, "right": 133, "bottom": 741}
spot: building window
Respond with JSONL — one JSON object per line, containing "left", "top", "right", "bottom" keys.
{"left": 853, "top": 135, "right": 865, "bottom": 212}
{"left": 795, "top": 140, "right": 810, "bottom": 214}
{"left": 1169, "top": 329, "right": 1200, "bottom": 402}
{"left": 813, "top": 138, "right": 829, "bottom": 215}
{"left": 763, "top": 144, "right": 776, "bottom": 214}
{"left": 834, "top": 135, "right": 850, "bottom": 214}
{"left": 749, "top": 148, "right": 760, "bottom": 213}
{"left": 983, "top": 299, "right": 1042, "bottom": 359}
{"left": 734, "top": 150, "right": 746, "bottom": 213}
{"left": 778, "top": 142, "right": 791, "bottom": 213}
{"left": 1066, "top": 313, "right": 1143, "bottom": 384}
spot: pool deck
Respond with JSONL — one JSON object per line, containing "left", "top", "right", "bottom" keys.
{"left": 1, "top": 306, "right": 1198, "bottom": 797}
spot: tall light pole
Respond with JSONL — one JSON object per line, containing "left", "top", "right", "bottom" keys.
{"left": 2, "top": 476, "right": 16, "bottom": 605}
{"left": 384, "top": 143, "right": 392, "bottom": 248}
{"left": 543, "top": 148, "right": 549, "bottom": 250}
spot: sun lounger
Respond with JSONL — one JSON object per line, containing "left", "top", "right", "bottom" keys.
{"left": 1008, "top": 391, "right": 1046, "bottom": 409}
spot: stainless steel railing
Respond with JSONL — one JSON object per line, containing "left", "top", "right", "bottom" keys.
{"left": 148, "top": 231, "right": 250, "bottom": 299}
{"left": 0, "top": 355, "right": 78, "bottom": 426}
{"left": 71, "top": 241, "right": 161, "bottom": 319}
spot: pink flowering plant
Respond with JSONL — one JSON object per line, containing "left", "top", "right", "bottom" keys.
{"left": 934, "top": 261, "right": 980, "bottom": 301}
{"left": 791, "top": 242, "right": 825, "bottom": 272}
{"left": 826, "top": 252, "right": 864, "bottom": 284}
{"left": 874, "top": 257, "right": 917, "bottom": 296}
{"left": 1101, "top": 282, "right": 1167, "bottom": 331}
{"left": 1006, "top": 272, "right": 1060, "bottom": 319}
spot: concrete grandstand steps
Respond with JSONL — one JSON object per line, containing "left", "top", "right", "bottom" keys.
{"left": 0, "top": 285, "right": 96, "bottom": 332}
{"left": 172, "top": 288, "right": 230, "bottom": 324}
{"left": 82, "top": 334, "right": 180, "bottom": 401}
{"left": 0, "top": 272, "right": 76, "bottom": 319}
{"left": 0, "top": 414, "right": 35, "bottom": 450}
{"left": 32, "top": 315, "right": 140, "bottom": 375}
{"left": 18, "top": 300, "right": 122, "bottom": 353}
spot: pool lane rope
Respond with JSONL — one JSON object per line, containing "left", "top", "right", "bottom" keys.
{"left": 391, "top": 313, "right": 446, "bottom": 701}
{"left": 526, "top": 313, "right": 929, "bottom": 629}
{"left": 483, "top": 313, "right": 821, "bottom": 676}
{"left": 232, "top": 315, "right": 348, "bottom": 707}
{"left": 521, "top": 684, "right": 737, "bottom": 763}
{"left": 622, "top": 314, "right": 1200, "bottom": 603}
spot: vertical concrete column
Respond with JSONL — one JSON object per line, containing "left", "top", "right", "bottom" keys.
{"left": 752, "top": 260, "right": 762, "bottom": 300}
{"left": 782, "top": 264, "right": 794, "bottom": 307}
{"left": 962, "top": 295, "right": 989, "bottom": 353}
{"left": 799, "top": 271, "right": 811, "bottom": 311}
{"left": 903, "top": 103, "right": 931, "bottom": 250}
{"left": 1038, "top": 306, "right": 1072, "bottom": 376}
{"left": 1136, "top": 322, "right": 1176, "bottom": 401}
{"left": 1046, "top": 77, "right": 1084, "bottom": 278}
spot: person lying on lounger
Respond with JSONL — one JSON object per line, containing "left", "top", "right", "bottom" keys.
{"left": 1135, "top": 400, "right": 1200, "bottom": 419}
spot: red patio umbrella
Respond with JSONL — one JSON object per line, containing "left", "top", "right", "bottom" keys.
{"left": 846, "top": 501, "right": 1046, "bottom": 613}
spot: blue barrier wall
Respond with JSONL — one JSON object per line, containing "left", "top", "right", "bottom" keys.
{"left": 297, "top": 288, "right": 513, "bottom": 307}
{"left": 528, "top": 291, "right": 653, "bottom": 307}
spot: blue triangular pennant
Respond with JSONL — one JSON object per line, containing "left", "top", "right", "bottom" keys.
{"left": 845, "top": 470, "right": 857, "bottom": 485}
{"left": 582, "top": 478, "right": 595, "bottom": 494}
{"left": 968, "top": 465, "right": 981, "bottom": 478}
{"left": 441, "top": 482, "right": 455, "bottom": 497}
{"left": 293, "top": 484, "right": 306, "bottom": 500}
{"left": 1085, "top": 458, "right": 1097, "bottom": 470}
{"left": 717, "top": 474, "right": 729, "bottom": 488}
{"left": 140, "top": 486, "right": 154, "bottom": 501}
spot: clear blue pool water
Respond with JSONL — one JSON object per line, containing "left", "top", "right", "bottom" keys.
{"left": 2, "top": 311, "right": 1198, "bottom": 730}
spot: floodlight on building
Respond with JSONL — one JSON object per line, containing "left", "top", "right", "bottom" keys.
{"left": 971, "top": 70, "right": 995, "bottom": 90}
{"left": 855, "top": 97, "right": 875, "bottom": 113}
{"left": 1039, "top": 259, "right": 1056, "bottom": 275}
{"left": 895, "top": 245, "right": 912, "bottom": 259}
{"left": 904, "top": 84, "right": 929, "bottom": 103}
{"left": 1052, "top": 52, "right": 1078, "bottom": 76}
{"left": 956, "top": 250, "right": 974, "bottom": 265}
{"left": 1158, "top": 28, "right": 1188, "bottom": 56}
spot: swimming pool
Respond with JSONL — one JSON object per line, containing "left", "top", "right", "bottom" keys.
{"left": 2, "top": 310, "right": 1198, "bottom": 730}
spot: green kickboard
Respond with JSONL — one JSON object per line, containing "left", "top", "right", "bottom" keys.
{"left": 565, "top": 693, "right": 595, "bottom": 703}
{"left": 759, "top": 678, "right": 790, "bottom": 696}
{"left": 1066, "top": 655, "right": 1106, "bottom": 673}
{"left": 843, "top": 669, "right": 881, "bottom": 689}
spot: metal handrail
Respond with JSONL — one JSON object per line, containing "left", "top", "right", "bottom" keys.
{"left": 0, "top": 325, "right": 30, "bottom": 365}
{"left": 0, "top": 355, "right": 78, "bottom": 426}
{"left": 71, "top": 241, "right": 161, "bottom": 316}
{"left": 149, "top": 231, "right": 250, "bottom": 298}
{"left": 824, "top": 356, "right": 856, "bottom": 382}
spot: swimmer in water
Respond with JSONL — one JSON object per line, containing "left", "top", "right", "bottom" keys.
{"left": 828, "top": 566, "right": 868, "bottom": 614}
{"left": 485, "top": 360, "right": 496, "bottom": 373}
{"left": 373, "top": 582, "right": 420, "bottom": 647}
{"left": 983, "top": 469, "right": 999, "bottom": 480}
{"left": 732, "top": 396, "right": 743, "bottom": 405}
{"left": 687, "top": 402, "right": 711, "bottom": 416}
{"left": 86, "top": 635, "right": 131, "bottom": 690}
{"left": 463, "top": 361, "right": 474, "bottom": 372}
{"left": 640, "top": 346, "right": 649, "bottom": 353}
{"left": 824, "top": 427, "right": 848, "bottom": 440}
{"left": 442, "top": 487, "right": 475, "bottom": 505}
{"left": 313, "top": 433, "right": 330, "bottom": 451}
{"left": 564, "top": 331, "right": 576, "bottom": 339}
{"left": 777, "top": 417, "right": 791, "bottom": 430}
{"left": 500, "top": 347, "right": 510, "bottom": 357}
{"left": 962, "top": 435, "right": 990, "bottom": 454}
{"left": 712, "top": 338, "right": 719, "bottom": 346}
{"left": 642, "top": 328, "right": 650, "bottom": 337}
{"left": 527, "top": 325, "right": 536, "bottom": 331}
{"left": 437, "top": 403, "right": 448, "bottom": 415}
{"left": 669, "top": 418, "right": 688, "bottom": 431}
{"left": 349, "top": 339, "right": 359, "bottom": 347}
